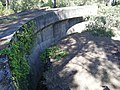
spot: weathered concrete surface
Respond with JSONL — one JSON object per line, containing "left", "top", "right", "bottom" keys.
{"left": 0, "top": 55, "right": 15, "bottom": 90}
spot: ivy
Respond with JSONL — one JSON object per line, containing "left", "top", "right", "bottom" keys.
{"left": 0, "top": 21, "right": 36, "bottom": 89}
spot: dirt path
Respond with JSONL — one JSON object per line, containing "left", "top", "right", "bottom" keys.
{"left": 45, "top": 32, "right": 120, "bottom": 90}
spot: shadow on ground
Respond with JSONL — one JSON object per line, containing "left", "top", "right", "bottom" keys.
{"left": 45, "top": 31, "right": 120, "bottom": 90}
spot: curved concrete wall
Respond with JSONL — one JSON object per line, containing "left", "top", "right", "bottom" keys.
{"left": 30, "top": 17, "right": 83, "bottom": 90}
{"left": 0, "top": 5, "right": 97, "bottom": 48}
{"left": 0, "top": 5, "right": 97, "bottom": 90}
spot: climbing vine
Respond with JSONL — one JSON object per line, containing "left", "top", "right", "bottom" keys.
{"left": 0, "top": 21, "right": 36, "bottom": 89}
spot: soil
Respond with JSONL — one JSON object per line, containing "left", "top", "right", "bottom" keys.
{"left": 44, "top": 31, "right": 120, "bottom": 90}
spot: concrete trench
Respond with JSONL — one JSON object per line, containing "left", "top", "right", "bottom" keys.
{"left": 0, "top": 6, "right": 98, "bottom": 90}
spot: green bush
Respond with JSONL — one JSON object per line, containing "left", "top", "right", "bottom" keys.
{"left": 57, "top": 0, "right": 68, "bottom": 7}
{"left": 42, "top": 0, "right": 53, "bottom": 8}
{"left": 98, "top": 5, "right": 120, "bottom": 28}
{"left": 0, "top": 1, "right": 3, "bottom": 15}
{"left": 2, "top": 9, "right": 14, "bottom": 15}
{"left": 86, "top": 4, "right": 120, "bottom": 37}
{"left": 56, "top": 0, "right": 105, "bottom": 7}
{"left": 40, "top": 45, "right": 68, "bottom": 63}
{"left": 0, "top": 1, "right": 3, "bottom": 9}
{"left": 87, "top": 16, "right": 115, "bottom": 37}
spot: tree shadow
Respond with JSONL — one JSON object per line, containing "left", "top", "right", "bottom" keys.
{"left": 45, "top": 31, "right": 120, "bottom": 90}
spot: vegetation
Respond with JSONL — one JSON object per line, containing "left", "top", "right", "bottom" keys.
{"left": 0, "top": 21, "right": 35, "bottom": 89}
{"left": 1, "top": 0, "right": 120, "bottom": 89}
{"left": 86, "top": 3, "right": 120, "bottom": 37}
{"left": 1, "top": 0, "right": 120, "bottom": 16}
{"left": 40, "top": 45, "right": 68, "bottom": 63}
{"left": 87, "top": 16, "right": 115, "bottom": 37}
{"left": 98, "top": 5, "right": 120, "bottom": 29}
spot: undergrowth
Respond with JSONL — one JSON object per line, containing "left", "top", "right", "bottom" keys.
{"left": 87, "top": 16, "right": 115, "bottom": 37}
{"left": 86, "top": 5, "right": 120, "bottom": 37}
{"left": 40, "top": 45, "right": 68, "bottom": 63}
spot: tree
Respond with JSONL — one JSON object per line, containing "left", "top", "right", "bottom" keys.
{"left": 5, "top": 0, "right": 9, "bottom": 10}
{"left": 106, "top": 0, "right": 116, "bottom": 6}
{"left": 53, "top": 0, "right": 56, "bottom": 8}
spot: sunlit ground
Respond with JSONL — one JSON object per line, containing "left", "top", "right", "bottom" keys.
{"left": 45, "top": 31, "right": 120, "bottom": 90}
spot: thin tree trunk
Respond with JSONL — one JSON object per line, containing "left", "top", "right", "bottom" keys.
{"left": 6, "top": 0, "right": 8, "bottom": 10}
{"left": 53, "top": 0, "right": 56, "bottom": 8}
{"left": 107, "top": 0, "right": 116, "bottom": 6}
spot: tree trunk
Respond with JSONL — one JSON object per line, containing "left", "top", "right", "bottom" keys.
{"left": 6, "top": 0, "right": 8, "bottom": 10}
{"left": 106, "top": 0, "right": 116, "bottom": 6}
{"left": 53, "top": 0, "right": 56, "bottom": 8}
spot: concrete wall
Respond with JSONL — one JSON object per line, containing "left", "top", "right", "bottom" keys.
{"left": 0, "top": 5, "right": 98, "bottom": 90}
{"left": 29, "top": 17, "right": 83, "bottom": 90}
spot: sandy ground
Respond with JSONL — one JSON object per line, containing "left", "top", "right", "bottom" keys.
{"left": 45, "top": 31, "right": 120, "bottom": 90}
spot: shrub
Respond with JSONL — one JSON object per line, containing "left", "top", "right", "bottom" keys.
{"left": 42, "top": 0, "right": 53, "bottom": 8}
{"left": 2, "top": 9, "right": 14, "bottom": 15}
{"left": 87, "top": 16, "right": 115, "bottom": 37}
{"left": 98, "top": 5, "right": 120, "bottom": 29}
{"left": 40, "top": 45, "right": 68, "bottom": 63}
{"left": 0, "top": 1, "right": 3, "bottom": 15}
{"left": 56, "top": 0, "right": 105, "bottom": 7}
